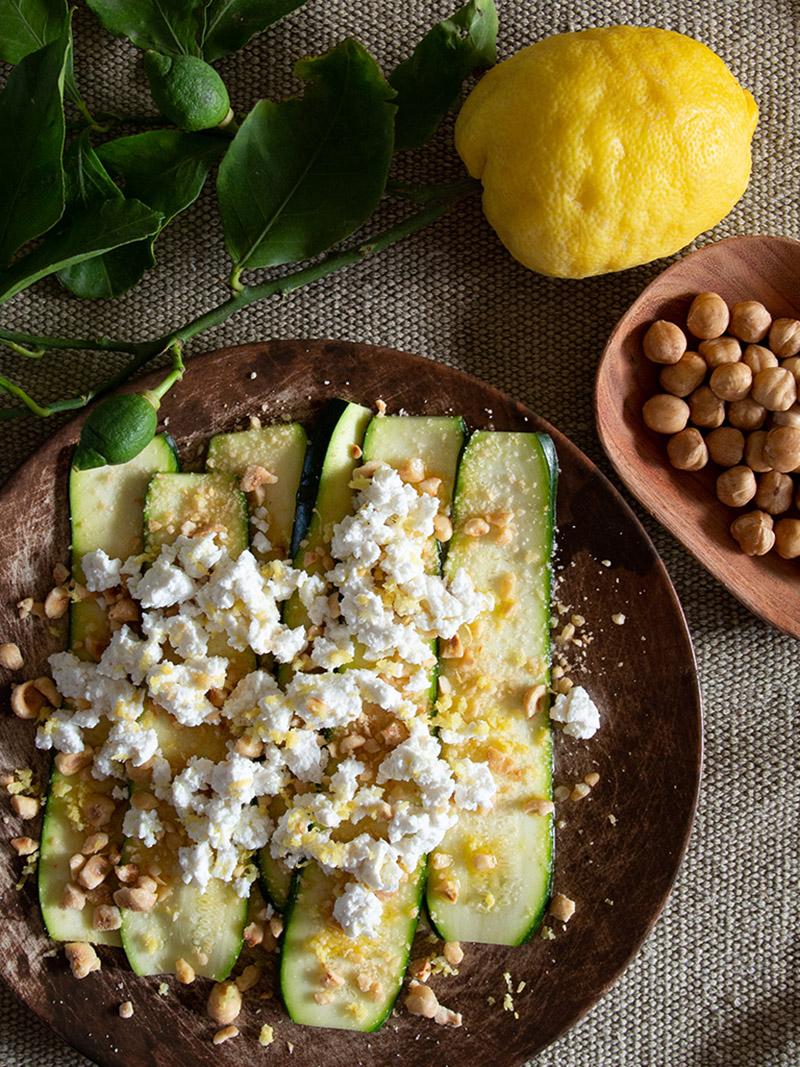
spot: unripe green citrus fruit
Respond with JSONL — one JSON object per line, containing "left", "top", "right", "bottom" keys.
{"left": 144, "top": 51, "right": 231, "bottom": 132}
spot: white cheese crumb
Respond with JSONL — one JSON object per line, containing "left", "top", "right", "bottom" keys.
{"left": 550, "top": 686, "right": 601, "bottom": 740}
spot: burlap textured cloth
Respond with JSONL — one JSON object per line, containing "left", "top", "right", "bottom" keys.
{"left": 1, "top": 1, "right": 798, "bottom": 1064}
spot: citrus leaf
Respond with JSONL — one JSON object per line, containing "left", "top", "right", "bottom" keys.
{"left": 217, "top": 38, "right": 396, "bottom": 271}
{"left": 85, "top": 0, "right": 206, "bottom": 56}
{"left": 0, "top": 0, "right": 68, "bottom": 64}
{"left": 0, "top": 28, "right": 69, "bottom": 267}
{"left": 389, "top": 0, "right": 497, "bottom": 151}
{"left": 57, "top": 130, "right": 224, "bottom": 298}
{"left": 0, "top": 199, "right": 162, "bottom": 304}
{"left": 200, "top": 0, "right": 308, "bottom": 62}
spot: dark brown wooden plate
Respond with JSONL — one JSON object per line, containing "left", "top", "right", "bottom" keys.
{"left": 595, "top": 234, "right": 800, "bottom": 637}
{"left": 0, "top": 340, "right": 701, "bottom": 1067}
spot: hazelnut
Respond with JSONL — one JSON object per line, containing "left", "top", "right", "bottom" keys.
{"left": 730, "top": 300, "right": 772, "bottom": 343}
{"left": 643, "top": 320, "right": 687, "bottom": 364}
{"left": 709, "top": 362, "right": 752, "bottom": 402}
{"left": 666, "top": 428, "right": 708, "bottom": 471}
{"left": 754, "top": 471, "right": 794, "bottom": 515}
{"left": 658, "top": 352, "right": 707, "bottom": 397}
{"left": 688, "top": 386, "right": 725, "bottom": 429}
{"left": 730, "top": 510, "right": 775, "bottom": 556}
{"left": 764, "top": 425, "right": 800, "bottom": 473}
{"left": 728, "top": 397, "right": 766, "bottom": 431}
{"left": 642, "top": 394, "right": 690, "bottom": 434}
{"left": 768, "top": 318, "right": 800, "bottom": 360}
{"left": 706, "top": 427, "right": 744, "bottom": 467}
{"left": 751, "top": 367, "right": 797, "bottom": 412}
{"left": 774, "top": 518, "right": 800, "bottom": 559}
{"left": 716, "top": 466, "right": 757, "bottom": 508}
{"left": 698, "top": 336, "right": 741, "bottom": 368}
{"left": 687, "top": 291, "right": 729, "bottom": 339}
{"left": 744, "top": 431, "right": 772, "bottom": 473}
{"left": 742, "top": 344, "right": 778, "bottom": 374}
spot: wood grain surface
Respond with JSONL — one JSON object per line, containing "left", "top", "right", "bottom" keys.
{"left": 595, "top": 234, "right": 800, "bottom": 637}
{"left": 0, "top": 341, "right": 702, "bottom": 1067}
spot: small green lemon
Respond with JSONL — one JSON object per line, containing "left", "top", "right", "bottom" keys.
{"left": 455, "top": 26, "right": 758, "bottom": 278}
{"left": 144, "top": 52, "right": 231, "bottom": 132}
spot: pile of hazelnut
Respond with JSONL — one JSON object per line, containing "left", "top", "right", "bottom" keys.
{"left": 641, "top": 292, "right": 800, "bottom": 558}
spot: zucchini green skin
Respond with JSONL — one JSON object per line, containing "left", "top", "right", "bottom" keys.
{"left": 290, "top": 399, "right": 373, "bottom": 560}
{"left": 260, "top": 400, "right": 372, "bottom": 911}
{"left": 279, "top": 414, "right": 465, "bottom": 1031}
{"left": 280, "top": 861, "right": 426, "bottom": 1032}
{"left": 206, "top": 421, "right": 307, "bottom": 561}
{"left": 119, "top": 472, "right": 253, "bottom": 980}
{"left": 427, "top": 431, "right": 557, "bottom": 945}
{"left": 39, "top": 435, "right": 179, "bottom": 945}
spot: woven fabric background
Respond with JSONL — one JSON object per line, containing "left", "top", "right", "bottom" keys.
{"left": 1, "top": 1, "right": 798, "bottom": 1064}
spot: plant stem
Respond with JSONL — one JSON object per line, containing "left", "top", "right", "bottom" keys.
{"left": 0, "top": 180, "right": 478, "bottom": 421}
{"left": 0, "top": 329, "right": 139, "bottom": 355}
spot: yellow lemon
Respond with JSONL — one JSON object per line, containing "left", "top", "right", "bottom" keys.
{"left": 455, "top": 26, "right": 758, "bottom": 278}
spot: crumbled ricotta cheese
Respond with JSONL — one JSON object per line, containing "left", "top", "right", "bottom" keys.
{"left": 550, "top": 685, "right": 601, "bottom": 739}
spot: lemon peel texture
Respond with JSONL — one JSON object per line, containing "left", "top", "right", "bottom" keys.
{"left": 455, "top": 26, "right": 758, "bottom": 279}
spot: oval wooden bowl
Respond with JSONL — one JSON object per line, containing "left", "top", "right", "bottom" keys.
{"left": 595, "top": 234, "right": 800, "bottom": 637}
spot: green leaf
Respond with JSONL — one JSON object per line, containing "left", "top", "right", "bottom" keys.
{"left": 389, "top": 0, "right": 497, "bottom": 151}
{"left": 62, "top": 130, "right": 122, "bottom": 207}
{"left": 200, "top": 0, "right": 308, "bottom": 62}
{"left": 217, "top": 38, "right": 396, "bottom": 272}
{"left": 0, "top": 0, "right": 68, "bottom": 64}
{"left": 98, "top": 130, "right": 226, "bottom": 220}
{"left": 0, "top": 28, "right": 70, "bottom": 267}
{"left": 0, "top": 199, "right": 162, "bottom": 304}
{"left": 57, "top": 130, "right": 224, "bottom": 298}
{"left": 85, "top": 0, "right": 206, "bottom": 56}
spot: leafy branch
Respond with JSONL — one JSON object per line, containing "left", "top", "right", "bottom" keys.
{"left": 0, "top": 0, "right": 496, "bottom": 459}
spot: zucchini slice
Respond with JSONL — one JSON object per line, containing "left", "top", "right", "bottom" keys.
{"left": 260, "top": 401, "right": 372, "bottom": 911}
{"left": 427, "top": 431, "right": 557, "bottom": 945}
{"left": 279, "top": 414, "right": 465, "bottom": 1031}
{"left": 206, "top": 422, "right": 307, "bottom": 562}
{"left": 39, "top": 435, "right": 179, "bottom": 945}
{"left": 118, "top": 472, "right": 253, "bottom": 979}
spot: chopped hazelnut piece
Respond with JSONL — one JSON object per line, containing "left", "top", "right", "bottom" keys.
{"left": 235, "top": 964, "right": 261, "bottom": 992}
{"left": 443, "top": 941, "right": 464, "bottom": 966}
{"left": 10, "top": 680, "right": 47, "bottom": 719}
{"left": 175, "top": 957, "right": 196, "bottom": 984}
{"left": 463, "top": 517, "right": 491, "bottom": 537}
{"left": 77, "top": 855, "right": 112, "bottom": 890}
{"left": 243, "top": 921, "right": 264, "bottom": 947}
{"left": 549, "top": 893, "right": 576, "bottom": 923}
{"left": 434, "top": 1005, "right": 463, "bottom": 1027}
{"left": 92, "top": 905, "right": 122, "bottom": 931}
{"left": 471, "top": 852, "right": 497, "bottom": 871}
{"left": 44, "top": 586, "right": 70, "bottom": 619}
{"left": 11, "top": 836, "right": 38, "bottom": 856}
{"left": 55, "top": 748, "right": 94, "bottom": 777}
{"left": 523, "top": 684, "right": 547, "bottom": 718}
{"left": 82, "top": 793, "right": 116, "bottom": 828}
{"left": 113, "top": 887, "right": 157, "bottom": 912}
{"left": 212, "top": 1026, "right": 239, "bottom": 1045}
{"left": 11, "top": 794, "right": 39, "bottom": 820}
{"left": 0, "top": 643, "right": 24, "bottom": 670}
{"left": 405, "top": 980, "right": 439, "bottom": 1018}
{"left": 207, "top": 980, "right": 242, "bottom": 1025}
{"left": 60, "top": 883, "right": 86, "bottom": 911}
{"left": 433, "top": 514, "right": 453, "bottom": 541}
{"left": 118, "top": 1001, "right": 134, "bottom": 1018}
{"left": 64, "top": 942, "right": 100, "bottom": 979}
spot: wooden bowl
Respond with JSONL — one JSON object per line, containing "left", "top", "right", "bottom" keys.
{"left": 595, "top": 235, "right": 800, "bottom": 637}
